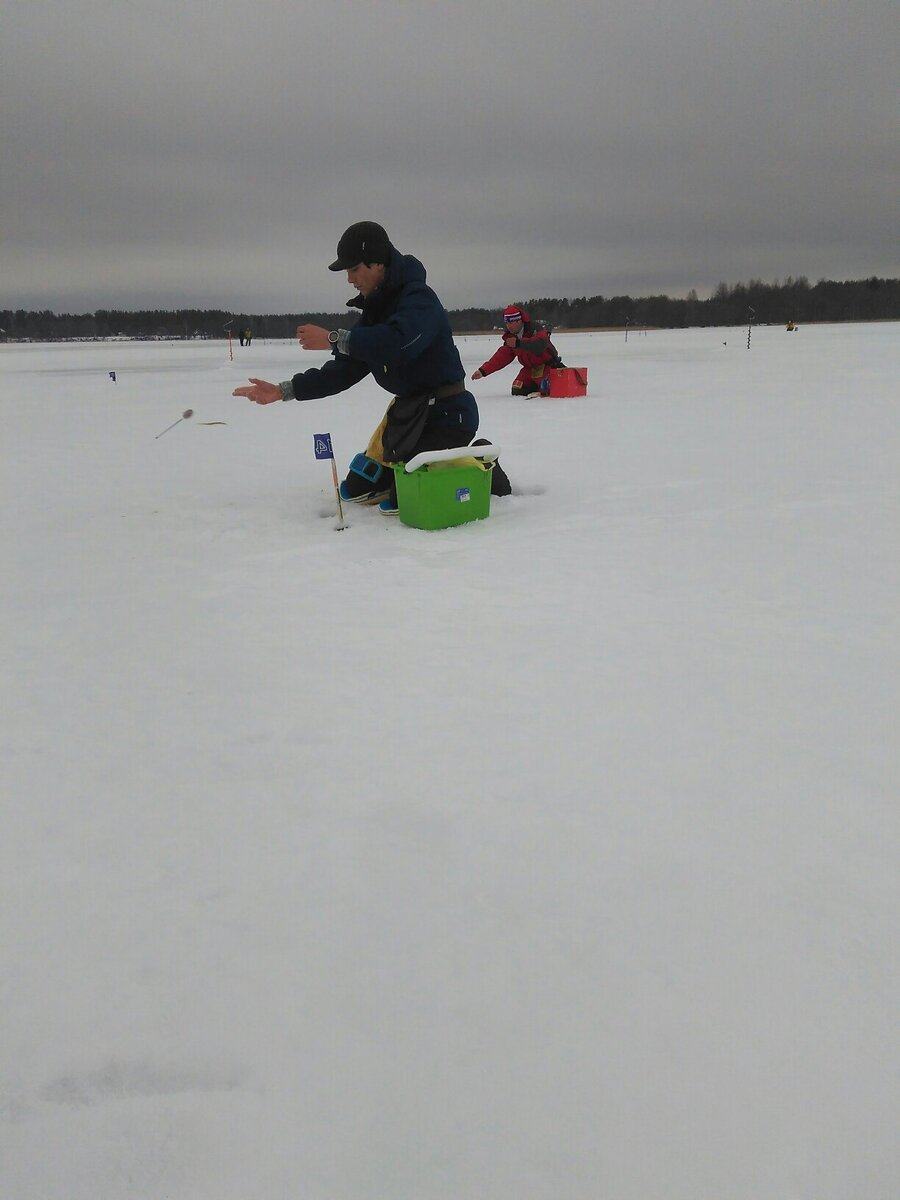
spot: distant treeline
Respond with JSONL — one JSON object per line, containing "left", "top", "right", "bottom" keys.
{"left": 466, "top": 276, "right": 900, "bottom": 333}
{"left": 2, "top": 276, "right": 897, "bottom": 342}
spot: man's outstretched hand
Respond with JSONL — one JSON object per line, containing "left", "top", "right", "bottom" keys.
{"left": 233, "top": 378, "right": 281, "bottom": 404}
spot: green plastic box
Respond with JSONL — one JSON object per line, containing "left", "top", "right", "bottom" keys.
{"left": 393, "top": 458, "right": 491, "bottom": 530}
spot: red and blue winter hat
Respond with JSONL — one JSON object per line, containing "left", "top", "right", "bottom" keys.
{"left": 503, "top": 306, "right": 525, "bottom": 322}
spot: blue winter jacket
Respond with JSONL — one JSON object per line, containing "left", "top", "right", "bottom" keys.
{"left": 288, "top": 250, "right": 478, "bottom": 435}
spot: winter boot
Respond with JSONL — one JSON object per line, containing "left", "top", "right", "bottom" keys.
{"left": 339, "top": 453, "right": 391, "bottom": 505}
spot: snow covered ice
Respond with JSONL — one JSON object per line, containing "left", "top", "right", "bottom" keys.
{"left": 2, "top": 322, "right": 898, "bottom": 1199}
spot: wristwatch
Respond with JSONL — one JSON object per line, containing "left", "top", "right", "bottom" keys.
{"left": 328, "top": 330, "right": 339, "bottom": 346}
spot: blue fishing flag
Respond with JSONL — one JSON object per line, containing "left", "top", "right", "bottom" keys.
{"left": 313, "top": 433, "right": 334, "bottom": 460}
{"left": 314, "top": 434, "right": 336, "bottom": 460}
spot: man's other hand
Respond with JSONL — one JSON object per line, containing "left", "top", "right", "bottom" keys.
{"left": 297, "top": 324, "right": 330, "bottom": 350}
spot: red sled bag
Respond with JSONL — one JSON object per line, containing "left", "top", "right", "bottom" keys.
{"left": 546, "top": 367, "right": 588, "bottom": 397}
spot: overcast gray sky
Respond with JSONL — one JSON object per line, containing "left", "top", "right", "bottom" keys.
{"left": 2, "top": 0, "right": 897, "bottom": 314}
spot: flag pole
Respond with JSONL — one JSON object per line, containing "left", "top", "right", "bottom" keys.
{"left": 331, "top": 457, "right": 346, "bottom": 529}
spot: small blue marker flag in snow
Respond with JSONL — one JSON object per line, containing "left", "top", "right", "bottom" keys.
{"left": 313, "top": 433, "right": 334, "bottom": 460}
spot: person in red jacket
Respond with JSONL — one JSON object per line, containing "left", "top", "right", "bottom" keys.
{"left": 471, "top": 305, "right": 563, "bottom": 397}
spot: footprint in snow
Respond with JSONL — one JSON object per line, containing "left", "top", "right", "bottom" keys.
{"left": 40, "top": 1059, "right": 248, "bottom": 1108}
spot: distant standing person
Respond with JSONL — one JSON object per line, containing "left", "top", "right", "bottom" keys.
{"left": 232, "top": 221, "right": 510, "bottom": 511}
{"left": 244, "top": 328, "right": 253, "bottom": 346}
{"left": 471, "top": 305, "right": 564, "bottom": 397}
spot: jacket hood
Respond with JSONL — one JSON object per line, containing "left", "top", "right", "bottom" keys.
{"left": 385, "top": 249, "right": 426, "bottom": 288}
{"left": 346, "top": 249, "right": 426, "bottom": 311}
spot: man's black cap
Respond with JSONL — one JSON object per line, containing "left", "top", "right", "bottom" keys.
{"left": 328, "top": 221, "right": 393, "bottom": 272}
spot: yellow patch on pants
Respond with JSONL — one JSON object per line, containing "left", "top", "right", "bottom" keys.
{"left": 364, "top": 404, "right": 393, "bottom": 467}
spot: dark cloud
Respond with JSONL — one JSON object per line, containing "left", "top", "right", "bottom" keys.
{"left": 2, "top": 1, "right": 897, "bottom": 313}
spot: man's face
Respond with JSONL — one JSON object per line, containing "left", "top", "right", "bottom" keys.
{"left": 346, "top": 262, "right": 386, "bottom": 297}
{"left": 504, "top": 317, "right": 524, "bottom": 335}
